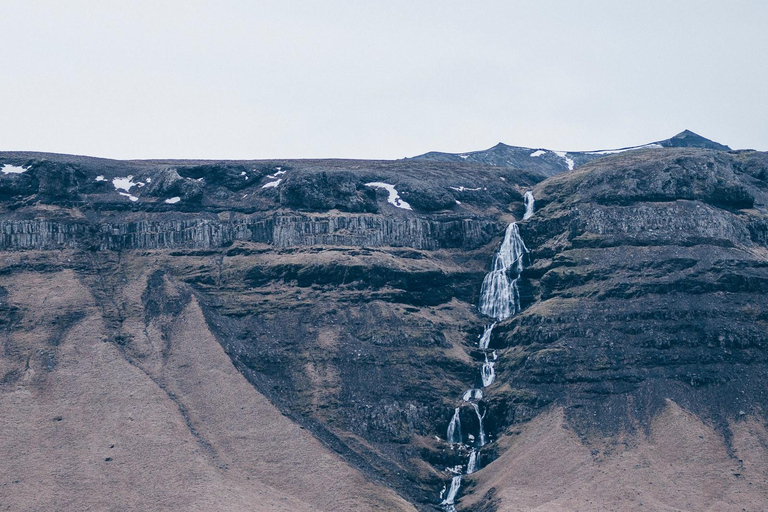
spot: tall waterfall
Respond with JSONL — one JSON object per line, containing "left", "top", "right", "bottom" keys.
{"left": 446, "top": 407, "right": 462, "bottom": 444}
{"left": 478, "top": 223, "right": 528, "bottom": 321}
{"left": 524, "top": 191, "right": 535, "bottom": 220}
{"left": 437, "top": 194, "right": 534, "bottom": 510}
{"left": 470, "top": 402, "right": 486, "bottom": 446}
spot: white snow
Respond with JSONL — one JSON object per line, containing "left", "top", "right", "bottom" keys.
{"left": 455, "top": 200, "right": 461, "bottom": 205}
{"left": 112, "top": 176, "right": 137, "bottom": 192}
{"left": 450, "top": 186, "right": 482, "bottom": 192}
{"left": 146, "top": 177, "right": 152, "bottom": 183}
{"left": 529, "top": 150, "right": 546, "bottom": 157}
{"left": 586, "top": 143, "right": 663, "bottom": 155}
{"left": 553, "top": 151, "right": 575, "bottom": 171}
{"left": 118, "top": 192, "right": 139, "bottom": 202}
{"left": 240, "top": 171, "right": 246, "bottom": 175}
{"left": 95, "top": 175, "right": 106, "bottom": 181}
{"left": 1, "top": 164, "right": 28, "bottom": 175}
{"left": 262, "top": 178, "right": 282, "bottom": 189}
{"left": 268, "top": 169, "right": 287, "bottom": 178}
{"left": 364, "top": 182, "right": 412, "bottom": 210}
{"left": 165, "top": 196, "right": 181, "bottom": 204}
{"left": 458, "top": 154, "right": 470, "bottom": 160}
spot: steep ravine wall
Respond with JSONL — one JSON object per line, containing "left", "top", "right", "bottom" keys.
{"left": 0, "top": 214, "right": 502, "bottom": 251}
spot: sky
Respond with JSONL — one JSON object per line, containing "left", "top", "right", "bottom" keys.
{"left": 1, "top": 0, "right": 766, "bottom": 160}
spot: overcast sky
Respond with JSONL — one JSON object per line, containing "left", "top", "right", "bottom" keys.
{"left": 1, "top": 1, "right": 766, "bottom": 160}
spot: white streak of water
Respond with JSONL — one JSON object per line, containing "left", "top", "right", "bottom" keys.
{"left": 481, "top": 353, "right": 495, "bottom": 387}
{"left": 467, "top": 449, "right": 478, "bottom": 474}
{"left": 470, "top": 402, "right": 486, "bottom": 446}
{"left": 524, "top": 191, "right": 535, "bottom": 220}
{"left": 478, "top": 323, "right": 496, "bottom": 350}
{"left": 446, "top": 407, "right": 462, "bottom": 445}
{"left": 478, "top": 223, "right": 527, "bottom": 321}
{"left": 441, "top": 475, "right": 462, "bottom": 508}
{"left": 462, "top": 389, "right": 483, "bottom": 402}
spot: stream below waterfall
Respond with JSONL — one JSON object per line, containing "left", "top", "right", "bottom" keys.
{"left": 438, "top": 193, "right": 533, "bottom": 510}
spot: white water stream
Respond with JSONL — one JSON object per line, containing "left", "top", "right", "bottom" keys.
{"left": 438, "top": 193, "right": 534, "bottom": 510}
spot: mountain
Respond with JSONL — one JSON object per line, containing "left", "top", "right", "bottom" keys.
{"left": 409, "top": 130, "right": 732, "bottom": 177}
{"left": 0, "top": 143, "right": 766, "bottom": 512}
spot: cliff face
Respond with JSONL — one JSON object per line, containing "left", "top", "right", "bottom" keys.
{"left": 1, "top": 147, "right": 767, "bottom": 512}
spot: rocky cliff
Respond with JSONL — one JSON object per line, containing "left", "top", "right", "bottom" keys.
{"left": 1, "top": 145, "right": 767, "bottom": 511}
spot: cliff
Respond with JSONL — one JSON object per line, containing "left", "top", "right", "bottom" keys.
{"left": 1, "top": 145, "right": 767, "bottom": 511}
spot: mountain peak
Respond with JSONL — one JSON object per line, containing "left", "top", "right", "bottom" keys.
{"left": 661, "top": 130, "right": 731, "bottom": 151}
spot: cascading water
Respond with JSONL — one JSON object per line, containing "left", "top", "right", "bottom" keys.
{"left": 446, "top": 407, "right": 462, "bottom": 445}
{"left": 481, "top": 353, "right": 495, "bottom": 387}
{"left": 437, "top": 192, "right": 534, "bottom": 510}
{"left": 478, "top": 323, "right": 496, "bottom": 350}
{"left": 462, "top": 389, "right": 483, "bottom": 402}
{"left": 478, "top": 224, "right": 527, "bottom": 321}
{"left": 441, "top": 475, "right": 462, "bottom": 510}
{"left": 466, "top": 449, "right": 478, "bottom": 474}
{"left": 470, "top": 402, "right": 486, "bottom": 446}
{"left": 524, "top": 191, "right": 535, "bottom": 220}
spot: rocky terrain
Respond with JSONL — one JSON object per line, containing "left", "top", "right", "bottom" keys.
{"left": 410, "top": 130, "right": 732, "bottom": 177}
{"left": 1, "top": 137, "right": 767, "bottom": 511}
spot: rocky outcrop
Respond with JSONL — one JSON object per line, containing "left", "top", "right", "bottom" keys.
{"left": 0, "top": 215, "right": 502, "bottom": 251}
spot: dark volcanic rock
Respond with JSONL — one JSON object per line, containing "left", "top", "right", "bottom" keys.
{"left": 490, "top": 148, "right": 768, "bottom": 440}
{"left": 2, "top": 144, "right": 767, "bottom": 511}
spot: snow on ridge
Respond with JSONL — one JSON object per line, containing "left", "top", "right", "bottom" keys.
{"left": 262, "top": 178, "right": 282, "bottom": 189}
{"left": 450, "top": 186, "right": 482, "bottom": 192}
{"left": 553, "top": 151, "right": 575, "bottom": 171}
{"left": 458, "top": 154, "right": 470, "bottom": 160}
{"left": 1, "top": 164, "right": 29, "bottom": 175}
{"left": 529, "top": 150, "right": 546, "bottom": 157}
{"left": 365, "top": 182, "right": 412, "bottom": 210}
{"left": 586, "top": 143, "right": 663, "bottom": 155}
{"left": 165, "top": 196, "right": 181, "bottom": 204}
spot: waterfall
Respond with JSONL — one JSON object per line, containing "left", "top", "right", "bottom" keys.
{"left": 446, "top": 407, "right": 462, "bottom": 445}
{"left": 481, "top": 353, "right": 495, "bottom": 387}
{"left": 467, "top": 449, "right": 478, "bottom": 474}
{"left": 478, "top": 223, "right": 527, "bottom": 321}
{"left": 462, "top": 388, "right": 483, "bottom": 402}
{"left": 470, "top": 402, "right": 486, "bottom": 446}
{"left": 436, "top": 213, "right": 533, "bottom": 508}
{"left": 524, "top": 191, "right": 535, "bottom": 220}
{"left": 478, "top": 323, "right": 496, "bottom": 350}
{"left": 441, "top": 475, "right": 462, "bottom": 509}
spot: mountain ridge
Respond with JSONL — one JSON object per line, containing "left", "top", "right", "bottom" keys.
{"left": 409, "top": 130, "right": 732, "bottom": 177}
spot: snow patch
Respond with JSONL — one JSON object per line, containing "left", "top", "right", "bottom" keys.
{"left": 112, "top": 176, "right": 138, "bottom": 192}
{"left": 165, "top": 196, "right": 181, "bottom": 204}
{"left": 553, "top": 151, "right": 575, "bottom": 171}
{"left": 118, "top": 192, "right": 138, "bottom": 202}
{"left": 262, "top": 179, "right": 282, "bottom": 189}
{"left": 450, "top": 186, "right": 481, "bottom": 192}
{"left": 95, "top": 175, "right": 106, "bottom": 182}
{"left": 586, "top": 143, "right": 663, "bottom": 155}
{"left": 364, "top": 182, "right": 412, "bottom": 210}
{"left": 1, "top": 164, "right": 28, "bottom": 175}
{"left": 529, "top": 150, "right": 546, "bottom": 157}
{"left": 458, "top": 154, "right": 470, "bottom": 160}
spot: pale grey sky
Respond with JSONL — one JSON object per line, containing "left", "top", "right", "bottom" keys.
{"left": 1, "top": 0, "right": 766, "bottom": 159}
